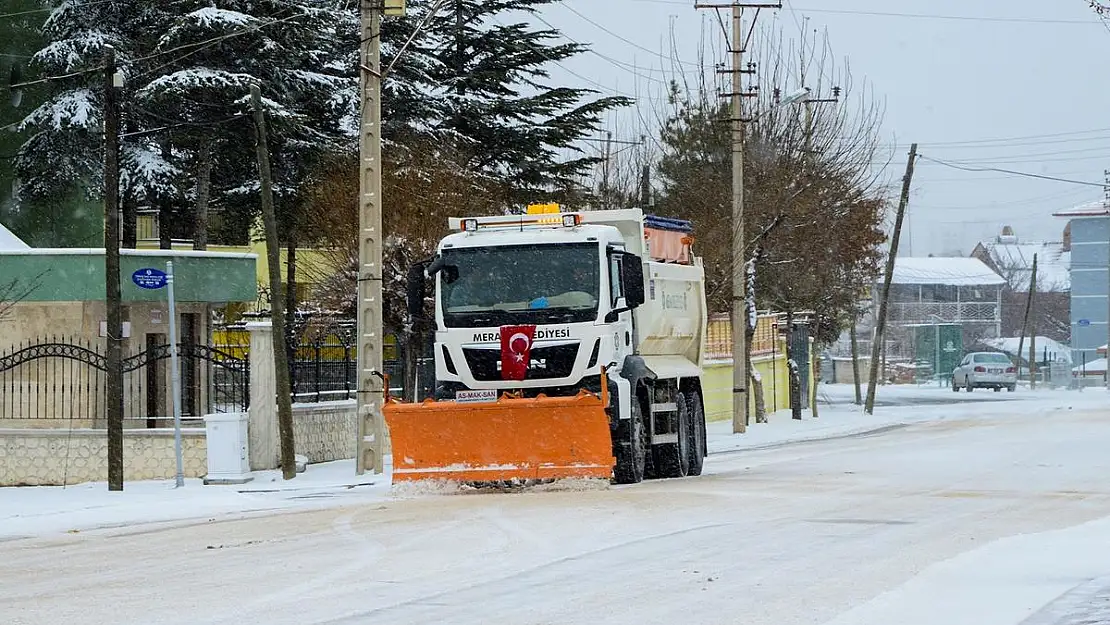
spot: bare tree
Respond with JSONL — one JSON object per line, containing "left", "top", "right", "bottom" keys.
{"left": 0, "top": 273, "right": 44, "bottom": 322}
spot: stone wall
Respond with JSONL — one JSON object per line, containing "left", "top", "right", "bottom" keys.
{"left": 0, "top": 428, "right": 207, "bottom": 486}
{"left": 292, "top": 400, "right": 356, "bottom": 464}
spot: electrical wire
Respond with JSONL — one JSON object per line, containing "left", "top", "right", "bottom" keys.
{"left": 626, "top": 0, "right": 1102, "bottom": 25}
{"left": 918, "top": 155, "right": 1109, "bottom": 188}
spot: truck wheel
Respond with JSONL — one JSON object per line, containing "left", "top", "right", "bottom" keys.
{"left": 685, "top": 390, "right": 706, "bottom": 477}
{"left": 654, "top": 393, "right": 690, "bottom": 479}
{"left": 613, "top": 394, "right": 647, "bottom": 484}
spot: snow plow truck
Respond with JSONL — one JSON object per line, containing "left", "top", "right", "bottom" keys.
{"left": 383, "top": 204, "right": 709, "bottom": 485}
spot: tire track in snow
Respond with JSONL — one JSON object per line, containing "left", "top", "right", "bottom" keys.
{"left": 317, "top": 521, "right": 737, "bottom": 624}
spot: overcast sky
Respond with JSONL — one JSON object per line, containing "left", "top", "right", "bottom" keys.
{"left": 538, "top": 0, "right": 1110, "bottom": 257}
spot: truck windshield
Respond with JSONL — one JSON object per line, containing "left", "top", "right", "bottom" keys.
{"left": 440, "top": 243, "right": 600, "bottom": 328}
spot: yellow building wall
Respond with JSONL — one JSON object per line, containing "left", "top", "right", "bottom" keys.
{"left": 703, "top": 352, "right": 793, "bottom": 422}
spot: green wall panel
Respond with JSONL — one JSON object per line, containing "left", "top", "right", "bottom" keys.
{"left": 0, "top": 252, "right": 257, "bottom": 303}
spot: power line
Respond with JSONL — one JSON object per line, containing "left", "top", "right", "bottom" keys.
{"left": 628, "top": 0, "right": 1102, "bottom": 25}
{"left": 918, "top": 155, "right": 1109, "bottom": 187}
{"left": 559, "top": 3, "right": 709, "bottom": 70}
{"left": 0, "top": 1, "right": 115, "bottom": 21}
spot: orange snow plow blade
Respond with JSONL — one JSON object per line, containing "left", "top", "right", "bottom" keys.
{"left": 384, "top": 391, "right": 615, "bottom": 484}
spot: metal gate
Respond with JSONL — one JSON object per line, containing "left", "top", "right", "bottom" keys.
{"left": 0, "top": 338, "right": 248, "bottom": 423}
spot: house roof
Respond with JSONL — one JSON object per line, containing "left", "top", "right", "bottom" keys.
{"left": 889, "top": 257, "right": 1005, "bottom": 287}
{"left": 1054, "top": 199, "right": 1110, "bottom": 218}
{"left": 0, "top": 222, "right": 29, "bottom": 251}
{"left": 976, "top": 240, "right": 1070, "bottom": 292}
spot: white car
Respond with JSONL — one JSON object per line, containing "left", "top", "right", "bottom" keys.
{"left": 952, "top": 352, "right": 1017, "bottom": 393}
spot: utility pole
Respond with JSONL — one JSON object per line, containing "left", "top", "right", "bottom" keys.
{"left": 696, "top": 1, "right": 779, "bottom": 433}
{"left": 729, "top": 4, "right": 748, "bottom": 434}
{"left": 640, "top": 164, "right": 651, "bottom": 208}
{"left": 865, "top": 143, "right": 918, "bottom": 414}
{"left": 850, "top": 314, "right": 862, "bottom": 405}
{"left": 251, "top": 84, "right": 297, "bottom": 480}
{"left": 1029, "top": 254, "right": 1038, "bottom": 389}
{"left": 357, "top": 0, "right": 386, "bottom": 475}
{"left": 103, "top": 45, "right": 124, "bottom": 492}
{"left": 1017, "top": 253, "right": 1037, "bottom": 385}
{"left": 602, "top": 131, "right": 613, "bottom": 208}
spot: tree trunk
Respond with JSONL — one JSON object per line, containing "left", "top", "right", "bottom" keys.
{"left": 750, "top": 361, "right": 767, "bottom": 423}
{"left": 746, "top": 321, "right": 766, "bottom": 424}
{"left": 193, "top": 138, "right": 212, "bottom": 251}
{"left": 158, "top": 141, "right": 173, "bottom": 250}
{"left": 785, "top": 312, "right": 802, "bottom": 420}
{"left": 850, "top": 317, "right": 862, "bottom": 404}
{"left": 285, "top": 234, "right": 299, "bottom": 386}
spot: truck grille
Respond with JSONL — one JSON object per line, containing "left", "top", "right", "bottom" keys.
{"left": 463, "top": 343, "right": 580, "bottom": 381}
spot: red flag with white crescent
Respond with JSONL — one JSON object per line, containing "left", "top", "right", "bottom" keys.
{"left": 500, "top": 325, "right": 536, "bottom": 381}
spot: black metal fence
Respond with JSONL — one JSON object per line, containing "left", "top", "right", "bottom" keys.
{"left": 0, "top": 338, "right": 249, "bottom": 423}
{"left": 284, "top": 316, "right": 430, "bottom": 403}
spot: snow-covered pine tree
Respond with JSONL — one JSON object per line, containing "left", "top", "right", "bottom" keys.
{"left": 14, "top": 1, "right": 181, "bottom": 246}
{"left": 137, "top": 1, "right": 357, "bottom": 246}
{"left": 393, "top": 0, "right": 631, "bottom": 204}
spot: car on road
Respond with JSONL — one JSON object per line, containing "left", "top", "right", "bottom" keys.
{"left": 952, "top": 352, "right": 1017, "bottom": 392}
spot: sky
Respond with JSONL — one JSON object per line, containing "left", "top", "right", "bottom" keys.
{"left": 538, "top": 0, "right": 1110, "bottom": 257}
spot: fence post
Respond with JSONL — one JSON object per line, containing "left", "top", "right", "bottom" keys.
{"left": 245, "top": 321, "right": 280, "bottom": 470}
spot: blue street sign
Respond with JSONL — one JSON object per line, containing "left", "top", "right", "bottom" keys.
{"left": 1078, "top": 319, "right": 1091, "bottom": 327}
{"left": 132, "top": 268, "right": 168, "bottom": 290}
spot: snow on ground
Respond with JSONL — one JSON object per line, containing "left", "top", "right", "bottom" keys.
{"left": 3, "top": 395, "right": 1109, "bottom": 625}
{"left": 824, "top": 516, "right": 1110, "bottom": 625}
{"left": 0, "top": 460, "right": 389, "bottom": 540}
{"left": 1, "top": 385, "right": 1104, "bottom": 542}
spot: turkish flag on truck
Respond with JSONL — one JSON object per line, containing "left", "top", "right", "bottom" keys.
{"left": 500, "top": 325, "right": 536, "bottom": 381}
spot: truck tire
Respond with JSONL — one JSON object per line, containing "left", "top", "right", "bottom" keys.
{"left": 613, "top": 393, "right": 647, "bottom": 484}
{"left": 685, "top": 390, "right": 706, "bottom": 477}
{"left": 653, "top": 393, "right": 690, "bottom": 479}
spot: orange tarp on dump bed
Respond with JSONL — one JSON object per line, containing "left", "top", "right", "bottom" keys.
{"left": 645, "top": 227, "right": 691, "bottom": 264}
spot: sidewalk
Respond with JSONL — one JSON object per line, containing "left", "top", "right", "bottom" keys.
{"left": 3, "top": 385, "right": 1103, "bottom": 541}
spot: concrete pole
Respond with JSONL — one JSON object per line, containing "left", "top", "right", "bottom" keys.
{"left": 356, "top": 3, "right": 386, "bottom": 474}
{"left": 730, "top": 4, "right": 749, "bottom": 433}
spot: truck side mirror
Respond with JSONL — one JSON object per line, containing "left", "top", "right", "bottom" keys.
{"left": 622, "top": 254, "right": 645, "bottom": 308}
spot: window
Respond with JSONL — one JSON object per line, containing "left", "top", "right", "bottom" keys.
{"left": 609, "top": 252, "right": 624, "bottom": 306}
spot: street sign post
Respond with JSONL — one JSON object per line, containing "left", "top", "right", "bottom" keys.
{"left": 131, "top": 264, "right": 184, "bottom": 488}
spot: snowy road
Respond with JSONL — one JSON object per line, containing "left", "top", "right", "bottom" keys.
{"left": 3, "top": 404, "right": 1110, "bottom": 625}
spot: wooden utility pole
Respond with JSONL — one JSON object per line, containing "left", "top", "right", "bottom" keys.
{"left": 640, "top": 164, "right": 651, "bottom": 208}
{"left": 1017, "top": 254, "right": 1037, "bottom": 382}
{"left": 1028, "top": 255, "right": 1039, "bottom": 389}
{"left": 251, "top": 84, "right": 297, "bottom": 480}
{"left": 865, "top": 143, "right": 918, "bottom": 414}
{"left": 850, "top": 315, "right": 862, "bottom": 404}
{"left": 356, "top": 1, "right": 387, "bottom": 474}
{"left": 103, "top": 45, "right": 124, "bottom": 492}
